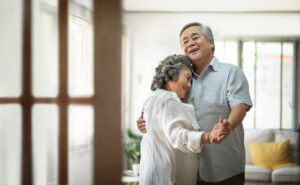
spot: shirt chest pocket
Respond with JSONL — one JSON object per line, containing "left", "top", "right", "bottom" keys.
{"left": 193, "top": 86, "right": 226, "bottom": 110}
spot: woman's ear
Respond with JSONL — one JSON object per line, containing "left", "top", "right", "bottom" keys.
{"left": 164, "top": 81, "right": 173, "bottom": 92}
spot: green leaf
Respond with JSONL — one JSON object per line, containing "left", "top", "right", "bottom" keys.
{"left": 123, "top": 129, "right": 142, "bottom": 163}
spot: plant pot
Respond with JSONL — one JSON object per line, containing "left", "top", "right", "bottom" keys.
{"left": 132, "top": 163, "right": 140, "bottom": 176}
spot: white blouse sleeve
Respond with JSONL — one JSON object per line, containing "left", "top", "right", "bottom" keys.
{"left": 159, "top": 98, "right": 204, "bottom": 153}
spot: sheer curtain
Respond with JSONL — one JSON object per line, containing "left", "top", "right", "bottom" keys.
{"left": 242, "top": 41, "right": 294, "bottom": 129}
{"left": 0, "top": 0, "right": 23, "bottom": 184}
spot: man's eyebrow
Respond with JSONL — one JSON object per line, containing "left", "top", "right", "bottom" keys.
{"left": 191, "top": 32, "right": 200, "bottom": 36}
{"left": 182, "top": 32, "right": 200, "bottom": 41}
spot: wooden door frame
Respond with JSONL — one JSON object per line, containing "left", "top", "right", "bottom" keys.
{"left": 93, "top": 0, "right": 122, "bottom": 184}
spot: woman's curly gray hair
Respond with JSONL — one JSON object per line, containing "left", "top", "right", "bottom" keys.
{"left": 151, "top": 54, "right": 193, "bottom": 91}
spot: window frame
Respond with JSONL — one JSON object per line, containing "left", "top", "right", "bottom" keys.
{"left": 0, "top": 0, "right": 122, "bottom": 184}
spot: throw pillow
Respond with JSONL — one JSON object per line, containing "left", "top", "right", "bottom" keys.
{"left": 248, "top": 139, "right": 297, "bottom": 170}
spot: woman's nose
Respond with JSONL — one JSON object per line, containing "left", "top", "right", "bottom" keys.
{"left": 187, "top": 81, "right": 191, "bottom": 89}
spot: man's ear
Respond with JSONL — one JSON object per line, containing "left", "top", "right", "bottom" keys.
{"left": 209, "top": 40, "right": 214, "bottom": 49}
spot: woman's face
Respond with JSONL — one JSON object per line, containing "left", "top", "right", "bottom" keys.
{"left": 166, "top": 68, "right": 192, "bottom": 99}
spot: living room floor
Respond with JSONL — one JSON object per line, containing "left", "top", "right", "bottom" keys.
{"left": 245, "top": 182, "right": 300, "bottom": 185}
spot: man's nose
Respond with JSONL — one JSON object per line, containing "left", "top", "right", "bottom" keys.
{"left": 187, "top": 40, "right": 195, "bottom": 47}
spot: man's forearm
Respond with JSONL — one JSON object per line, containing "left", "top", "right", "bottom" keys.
{"left": 227, "top": 104, "right": 247, "bottom": 129}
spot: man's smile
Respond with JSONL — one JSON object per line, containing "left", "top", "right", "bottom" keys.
{"left": 188, "top": 47, "right": 199, "bottom": 54}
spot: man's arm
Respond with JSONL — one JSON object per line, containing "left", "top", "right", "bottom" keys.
{"left": 227, "top": 103, "right": 247, "bottom": 129}
{"left": 211, "top": 66, "right": 252, "bottom": 143}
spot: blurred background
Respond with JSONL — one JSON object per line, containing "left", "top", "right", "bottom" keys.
{"left": 0, "top": 0, "right": 299, "bottom": 184}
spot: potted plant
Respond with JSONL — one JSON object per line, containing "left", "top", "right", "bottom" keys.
{"left": 123, "top": 129, "right": 142, "bottom": 175}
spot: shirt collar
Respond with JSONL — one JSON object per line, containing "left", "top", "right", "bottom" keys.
{"left": 192, "top": 57, "right": 219, "bottom": 78}
{"left": 192, "top": 68, "right": 199, "bottom": 78}
{"left": 209, "top": 57, "right": 219, "bottom": 72}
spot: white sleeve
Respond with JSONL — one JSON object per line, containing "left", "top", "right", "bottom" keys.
{"left": 159, "top": 98, "right": 204, "bottom": 153}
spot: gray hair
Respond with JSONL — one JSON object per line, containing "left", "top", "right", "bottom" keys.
{"left": 179, "top": 22, "right": 215, "bottom": 53}
{"left": 151, "top": 54, "right": 192, "bottom": 91}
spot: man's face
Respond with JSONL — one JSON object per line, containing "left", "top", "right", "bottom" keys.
{"left": 180, "top": 26, "right": 213, "bottom": 64}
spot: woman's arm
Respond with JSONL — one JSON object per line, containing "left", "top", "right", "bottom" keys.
{"left": 160, "top": 99, "right": 209, "bottom": 153}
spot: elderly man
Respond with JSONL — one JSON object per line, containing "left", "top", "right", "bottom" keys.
{"left": 137, "top": 22, "right": 252, "bottom": 185}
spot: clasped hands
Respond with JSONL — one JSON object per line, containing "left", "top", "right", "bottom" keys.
{"left": 208, "top": 118, "right": 232, "bottom": 144}
{"left": 137, "top": 109, "right": 232, "bottom": 144}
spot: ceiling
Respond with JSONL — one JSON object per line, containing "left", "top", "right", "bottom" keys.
{"left": 66, "top": 0, "right": 300, "bottom": 13}
{"left": 122, "top": 0, "right": 300, "bottom": 12}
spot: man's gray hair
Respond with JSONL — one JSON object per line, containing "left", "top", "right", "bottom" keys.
{"left": 151, "top": 54, "right": 192, "bottom": 91}
{"left": 179, "top": 22, "right": 215, "bottom": 53}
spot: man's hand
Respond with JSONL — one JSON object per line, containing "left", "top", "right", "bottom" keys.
{"left": 137, "top": 109, "right": 147, "bottom": 133}
{"left": 209, "top": 104, "right": 247, "bottom": 144}
{"left": 209, "top": 118, "right": 232, "bottom": 144}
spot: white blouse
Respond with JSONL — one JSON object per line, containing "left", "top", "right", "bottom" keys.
{"left": 139, "top": 89, "right": 204, "bottom": 185}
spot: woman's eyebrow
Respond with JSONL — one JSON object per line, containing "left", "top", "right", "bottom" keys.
{"left": 186, "top": 74, "right": 192, "bottom": 79}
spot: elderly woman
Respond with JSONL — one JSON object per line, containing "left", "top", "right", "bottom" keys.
{"left": 139, "top": 55, "right": 224, "bottom": 185}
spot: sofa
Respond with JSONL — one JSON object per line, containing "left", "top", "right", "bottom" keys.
{"left": 244, "top": 129, "right": 300, "bottom": 184}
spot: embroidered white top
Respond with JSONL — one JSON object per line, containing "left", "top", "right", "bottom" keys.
{"left": 139, "top": 89, "right": 204, "bottom": 185}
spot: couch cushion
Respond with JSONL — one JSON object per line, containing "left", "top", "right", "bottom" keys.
{"left": 245, "top": 129, "right": 274, "bottom": 164}
{"left": 245, "top": 164, "right": 271, "bottom": 182}
{"left": 272, "top": 166, "right": 300, "bottom": 183}
{"left": 274, "top": 130, "right": 299, "bottom": 163}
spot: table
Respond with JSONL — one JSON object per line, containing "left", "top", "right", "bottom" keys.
{"left": 122, "top": 170, "right": 139, "bottom": 185}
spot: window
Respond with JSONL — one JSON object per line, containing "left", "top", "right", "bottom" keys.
{"left": 33, "top": 1, "right": 95, "bottom": 184}
{"left": 0, "top": 0, "right": 23, "bottom": 183}
{"left": 214, "top": 40, "right": 238, "bottom": 66}
{"left": 242, "top": 41, "right": 294, "bottom": 129}
{"left": 212, "top": 40, "right": 294, "bottom": 130}
{"left": 0, "top": 105, "right": 22, "bottom": 185}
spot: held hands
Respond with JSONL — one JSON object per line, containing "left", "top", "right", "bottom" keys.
{"left": 208, "top": 117, "right": 232, "bottom": 144}
{"left": 137, "top": 109, "right": 147, "bottom": 133}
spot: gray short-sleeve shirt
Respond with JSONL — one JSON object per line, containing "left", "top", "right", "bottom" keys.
{"left": 186, "top": 57, "right": 253, "bottom": 182}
